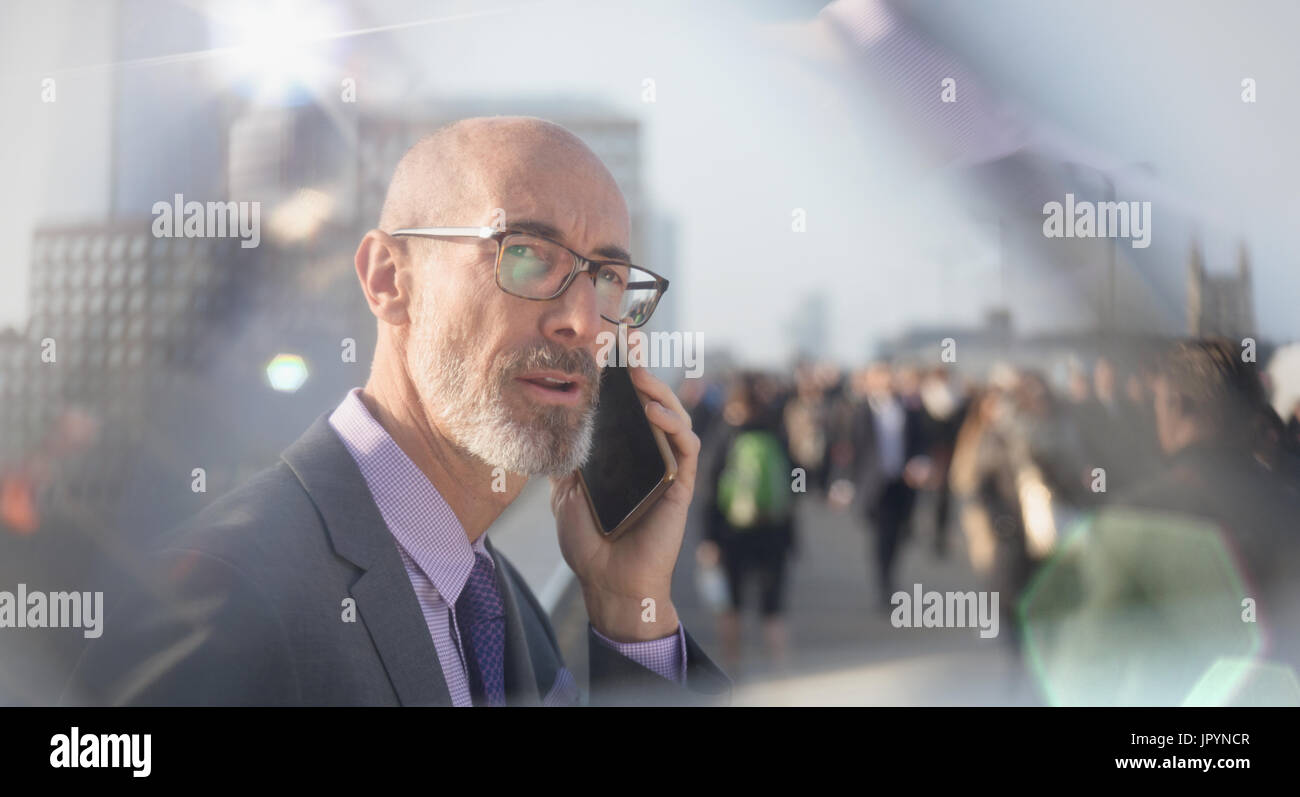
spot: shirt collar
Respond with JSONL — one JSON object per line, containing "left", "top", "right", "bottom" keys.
{"left": 328, "top": 388, "right": 489, "bottom": 607}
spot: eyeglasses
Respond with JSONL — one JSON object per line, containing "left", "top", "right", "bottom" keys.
{"left": 390, "top": 226, "right": 669, "bottom": 329}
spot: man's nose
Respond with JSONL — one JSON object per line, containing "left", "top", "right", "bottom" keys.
{"left": 541, "top": 270, "right": 603, "bottom": 345}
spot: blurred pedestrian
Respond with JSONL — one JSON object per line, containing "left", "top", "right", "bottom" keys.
{"left": 783, "top": 362, "right": 829, "bottom": 495}
{"left": 850, "top": 363, "right": 930, "bottom": 608}
{"left": 1120, "top": 338, "right": 1300, "bottom": 664}
{"left": 702, "top": 371, "right": 799, "bottom": 676}
{"left": 918, "top": 367, "right": 967, "bottom": 558}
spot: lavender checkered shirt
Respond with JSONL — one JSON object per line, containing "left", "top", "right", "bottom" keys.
{"left": 328, "top": 388, "right": 686, "bottom": 706}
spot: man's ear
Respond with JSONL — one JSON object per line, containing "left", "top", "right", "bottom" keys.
{"left": 355, "top": 230, "right": 412, "bottom": 325}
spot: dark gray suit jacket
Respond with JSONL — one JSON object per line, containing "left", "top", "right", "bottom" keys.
{"left": 63, "top": 416, "right": 731, "bottom": 706}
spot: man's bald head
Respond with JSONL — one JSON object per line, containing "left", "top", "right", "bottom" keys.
{"left": 377, "top": 116, "right": 626, "bottom": 232}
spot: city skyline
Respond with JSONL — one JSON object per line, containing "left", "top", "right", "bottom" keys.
{"left": 2, "top": 0, "right": 1299, "bottom": 367}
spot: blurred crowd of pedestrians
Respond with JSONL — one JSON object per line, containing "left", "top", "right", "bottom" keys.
{"left": 683, "top": 338, "right": 1300, "bottom": 686}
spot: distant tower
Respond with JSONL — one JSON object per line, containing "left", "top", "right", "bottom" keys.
{"left": 1187, "top": 239, "right": 1257, "bottom": 340}
{"left": 788, "top": 293, "right": 830, "bottom": 362}
{"left": 1237, "top": 241, "right": 1253, "bottom": 306}
{"left": 1186, "top": 240, "right": 1204, "bottom": 337}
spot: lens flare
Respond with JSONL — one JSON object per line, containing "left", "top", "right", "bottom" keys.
{"left": 266, "top": 353, "right": 309, "bottom": 393}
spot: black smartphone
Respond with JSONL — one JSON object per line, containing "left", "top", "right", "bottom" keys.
{"left": 576, "top": 359, "right": 678, "bottom": 539}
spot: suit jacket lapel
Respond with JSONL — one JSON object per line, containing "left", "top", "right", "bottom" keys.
{"left": 281, "top": 414, "right": 453, "bottom": 706}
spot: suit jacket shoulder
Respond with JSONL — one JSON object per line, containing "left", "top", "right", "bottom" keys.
{"left": 64, "top": 414, "right": 733, "bottom": 706}
{"left": 64, "top": 419, "right": 433, "bottom": 706}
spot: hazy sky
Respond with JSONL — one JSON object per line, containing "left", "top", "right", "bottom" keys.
{"left": 3, "top": 0, "right": 1299, "bottom": 367}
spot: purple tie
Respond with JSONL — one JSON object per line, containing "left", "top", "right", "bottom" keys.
{"left": 455, "top": 552, "right": 507, "bottom": 707}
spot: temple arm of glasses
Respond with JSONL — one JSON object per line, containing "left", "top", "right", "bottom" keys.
{"left": 390, "top": 226, "right": 498, "bottom": 239}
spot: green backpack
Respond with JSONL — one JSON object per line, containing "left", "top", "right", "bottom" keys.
{"left": 717, "top": 430, "right": 793, "bottom": 529}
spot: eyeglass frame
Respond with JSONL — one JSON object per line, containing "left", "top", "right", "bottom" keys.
{"left": 389, "top": 225, "right": 669, "bottom": 329}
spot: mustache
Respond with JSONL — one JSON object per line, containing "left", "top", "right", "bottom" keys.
{"left": 499, "top": 341, "right": 600, "bottom": 393}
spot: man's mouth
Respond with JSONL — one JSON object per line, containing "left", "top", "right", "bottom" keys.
{"left": 514, "top": 371, "right": 587, "bottom": 407}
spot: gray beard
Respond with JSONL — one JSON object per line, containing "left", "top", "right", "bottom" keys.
{"left": 406, "top": 316, "right": 598, "bottom": 477}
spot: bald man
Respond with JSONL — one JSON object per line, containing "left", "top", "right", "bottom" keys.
{"left": 64, "top": 117, "right": 731, "bottom": 706}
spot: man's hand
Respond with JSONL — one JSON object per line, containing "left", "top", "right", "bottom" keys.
{"left": 551, "top": 364, "right": 700, "bottom": 642}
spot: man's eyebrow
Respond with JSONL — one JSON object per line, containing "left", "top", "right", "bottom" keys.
{"left": 510, "top": 218, "right": 633, "bottom": 263}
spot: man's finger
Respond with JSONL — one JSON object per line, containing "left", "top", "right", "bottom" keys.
{"left": 628, "top": 365, "right": 691, "bottom": 429}
{"left": 645, "top": 400, "right": 701, "bottom": 490}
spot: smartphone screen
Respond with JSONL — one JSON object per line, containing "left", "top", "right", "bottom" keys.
{"left": 578, "top": 363, "right": 674, "bottom": 535}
